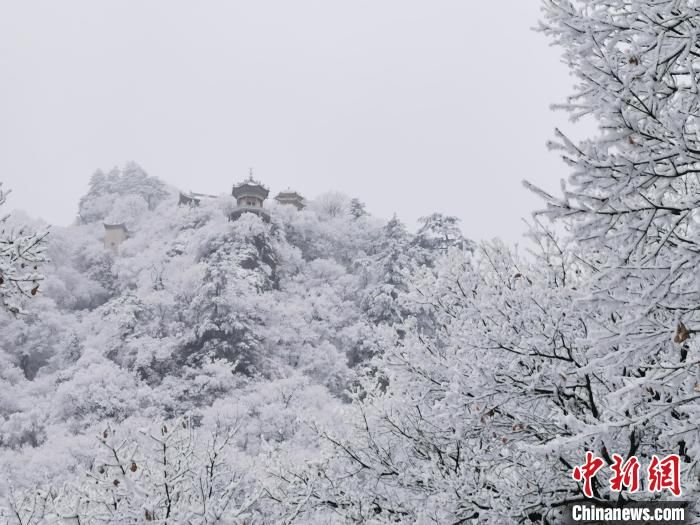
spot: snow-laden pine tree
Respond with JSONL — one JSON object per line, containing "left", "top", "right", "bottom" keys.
{"left": 360, "top": 215, "right": 414, "bottom": 328}
{"left": 415, "top": 213, "right": 472, "bottom": 260}
{"left": 176, "top": 213, "right": 277, "bottom": 375}
{"left": 78, "top": 162, "right": 170, "bottom": 224}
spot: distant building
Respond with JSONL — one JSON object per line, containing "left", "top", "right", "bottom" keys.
{"left": 178, "top": 191, "right": 218, "bottom": 207}
{"left": 178, "top": 171, "right": 303, "bottom": 222}
{"left": 229, "top": 174, "right": 271, "bottom": 222}
{"left": 274, "top": 189, "right": 305, "bottom": 210}
{"left": 104, "top": 223, "right": 128, "bottom": 254}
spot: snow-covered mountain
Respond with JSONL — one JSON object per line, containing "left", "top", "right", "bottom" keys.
{"left": 0, "top": 163, "right": 476, "bottom": 523}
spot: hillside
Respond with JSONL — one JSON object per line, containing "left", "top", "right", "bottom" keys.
{"left": 0, "top": 164, "right": 474, "bottom": 522}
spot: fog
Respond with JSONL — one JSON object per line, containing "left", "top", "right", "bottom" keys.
{"left": 0, "top": 1, "right": 588, "bottom": 241}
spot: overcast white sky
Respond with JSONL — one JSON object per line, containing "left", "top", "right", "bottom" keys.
{"left": 0, "top": 1, "right": 588, "bottom": 242}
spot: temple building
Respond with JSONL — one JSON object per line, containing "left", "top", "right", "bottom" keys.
{"left": 178, "top": 191, "right": 218, "bottom": 207}
{"left": 274, "top": 189, "right": 305, "bottom": 210}
{"left": 103, "top": 223, "right": 128, "bottom": 254}
{"left": 229, "top": 174, "right": 271, "bottom": 221}
{"left": 178, "top": 172, "right": 305, "bottom": 222}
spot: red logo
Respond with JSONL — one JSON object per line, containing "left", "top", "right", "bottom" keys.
{"left": 572, "top": 451, "right": 605, "bottom": 498}
{"left": 648, "top": 454, "right": 681, "bottom": 497}
{"left": 610, "top": 454, "right": 640, "bottom": 493}
{"left": 572, "top": 453, "right": 682, "bottom": 497}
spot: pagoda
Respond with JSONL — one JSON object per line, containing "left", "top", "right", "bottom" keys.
{"left": 229, "top": 171, "right": 271, "bottom": 221}
{"left": 274, "top": 189, "right": 305, "bottom": 210}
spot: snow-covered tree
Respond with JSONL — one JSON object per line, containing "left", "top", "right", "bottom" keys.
{"left": 0, "top": 185, "right": 47, "bottom": 315}
{"left": 310, "top": 191, "right": 350, "bottom": 220}
{"left": 349, "top": 198, "right": 368, "bottom": 219}
{"left": 120, "top": 161, "right": 170, "bottom": 210}
{"left": 276, "top": 238, "right": 598, "bottom": 523}
{"left": 360, "top": 215, "right": 414, "bottom": 329}
{"left": 78, "top": 163, "right": 170, "bottom": 224}
{"left": 415, "top": 212, "right": 472, "bottom": 258}
{"left": 2, "top": 420, "right": 262, "bottom": 524}
{"left": 532, "top": 0, "right": 700, "bottom": 352}
{"left": 527, "top": 0, "right": 700, "bottom": 512}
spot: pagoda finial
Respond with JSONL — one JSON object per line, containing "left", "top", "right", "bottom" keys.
{"left": 248, "top": 167, "right": 254, "bottom": 181}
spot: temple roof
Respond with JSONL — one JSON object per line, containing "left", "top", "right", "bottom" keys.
{"left": 179, "top": 191, "right": 218, "bottom": 206}
{"left": 103, "top": 223, "right": 128, "bottom": 232}
{"left": 232, "top": 175, "right": 270, "bottom": 199}
{"left": 274, "top": 189, "right": 305, "bottom": 209}
{"left": 275, "top": 190, "right": 304, "bottom": 200}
